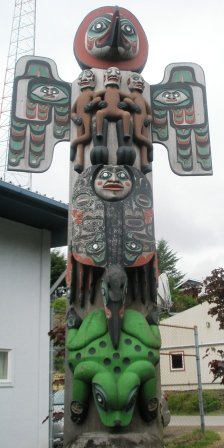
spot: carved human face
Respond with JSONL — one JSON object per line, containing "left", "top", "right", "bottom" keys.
{"left": 94, "top": 166, "right": 132, "bottom": 200}
{"left": 104, "top": 67, "right": 121, "bottom": 87}
{"left": 78, "top": 69, "right": 96, "bottom": 90}
{"left": 127, "top": 73, "right": 145, "bottom": 92}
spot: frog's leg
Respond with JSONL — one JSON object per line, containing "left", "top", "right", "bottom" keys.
{"left": 70, "top": 378, "right": 91, "bottom": 424}
{"left": 138, "top": 376, "right": 158, "bottom": 422}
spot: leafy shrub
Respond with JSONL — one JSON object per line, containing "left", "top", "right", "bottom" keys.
{"left": 167, "top": 390, "right": 224, "bottom": 415}
{"left": 52, "top": 297, "right": 66, "bottom": 314}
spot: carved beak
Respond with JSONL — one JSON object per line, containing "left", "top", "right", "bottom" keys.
{"left": 104, "top": 301, "right": 124, "bottom": 350}
{"left": 97, "top": 8, "right": 120, "bottom": 51}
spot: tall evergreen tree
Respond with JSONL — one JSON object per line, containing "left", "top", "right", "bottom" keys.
{"left": 156, "top": 239, "right": 197, "bottom": 312}
{"left": 157, "top": 239, "right": 184, "bottom": 285}
{"left": 50, "top": 249, "right": 66, "bottom": 287}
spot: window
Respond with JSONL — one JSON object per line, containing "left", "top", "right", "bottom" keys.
{"left": 0, "top": 349, "right": 13, "bottom": 386}
{"left": 169, "top": 351, "right": 185, "bottom": 371}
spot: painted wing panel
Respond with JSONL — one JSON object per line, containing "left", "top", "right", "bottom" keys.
{"left": 151, "top": 63, "right": 212, "bottom": 176}
{"left": 8, "top": 56, "right": 71, "bottom": 173}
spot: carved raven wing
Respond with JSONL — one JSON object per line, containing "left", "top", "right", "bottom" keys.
{"left": 8, "top": 56, "right": 71, "bottom": 173}
{"left": 150, "top": 63, "right": 212, "bottom": 175}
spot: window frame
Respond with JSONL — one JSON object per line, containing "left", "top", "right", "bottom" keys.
{"left": 169, "top": 350, "right": 185, "bottom": 372}
{"left": 0, "top": 348, "right": 14, "bottom": 387}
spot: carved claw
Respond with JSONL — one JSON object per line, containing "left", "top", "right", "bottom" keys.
{"left": 118, "top": 101, "right": 128, "bottom": 110}
{"left": 66, "top": 306, "right": 82, "bottom": 329}
{"left": 139, "top": 397, "right": 158, "bottom": 422}
{"left": 83, "top": 103, "right": 93, "bottom": 112}
{"left": 74, "top": 163, "right": 84, "bottom": 173}
{"left": 72, "top": 116, "right": 83, "bottom": 125}
{"left": 144, "top": 117, "right": 151, "bottom": 127}
{"left": 97, "top": 100, "right": 107, "bottom": 109}
{"left": 70, "top": 401, "right": 88, "bottom": 424}
{"left": 141, "top": 163, "right": 152, "bottom": 174}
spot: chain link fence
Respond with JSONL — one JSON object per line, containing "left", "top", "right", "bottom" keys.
{"left": 49, "top": 299, "right": 66, "bottom": 448}
{"left": 160, "top": 322, "right": 205, "bottom": 430}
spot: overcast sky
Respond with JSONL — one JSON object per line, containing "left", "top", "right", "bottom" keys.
{"left": 0, "top": 0, "right": 223, "bottom": 281}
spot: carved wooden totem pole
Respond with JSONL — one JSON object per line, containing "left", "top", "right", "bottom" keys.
{"left": 8, "top": 6, "right": 212, "bottom": 448}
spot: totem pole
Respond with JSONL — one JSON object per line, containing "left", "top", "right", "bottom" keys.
{"left": 8, "top": 6, "right": 212, "bottom": 448}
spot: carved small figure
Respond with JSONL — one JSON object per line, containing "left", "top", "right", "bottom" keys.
{"left": 122, "top": 73, "right": 153, "bottom": 173}
{"left": 70, "top": 69, "right": 102, "bottom": 172}
{"left": 88, "top": 67, "right": 139, "bottom": 164}
{"left": 94, "top": 67, "right": 132, "bottom": 138}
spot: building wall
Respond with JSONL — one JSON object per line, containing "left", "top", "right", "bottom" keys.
{"left": 0, "top": 217, "right": 51, "bottom": 448}
{"left": 160, "top": 302, "right": 224, "bottom": 390}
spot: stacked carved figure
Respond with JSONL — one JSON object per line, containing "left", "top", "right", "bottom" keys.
{"left": 67, "top": 6, "right": 160, "bottom": 426}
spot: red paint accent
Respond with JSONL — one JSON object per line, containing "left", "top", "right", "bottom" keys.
{"left": 73, "top": 253, "right": 96, "bottom": 266}
{"left": 132, "top": 252, "right": 154, "bottom": 267}
{"left": 144, "top": 208, "right": 153, "bottom": 224}
{"left": 119, "top": 305, "right": 125, "bottom": 318}
{"left": 104, "top": 306, "right": 112, "bottom": 319}
{"left": 66, "top": 252, "right": 73, "bottom": 287}
{"left": 72, "top": 208, "right": 84, "bottom": 224}
{"left": 73, "top": 6, "right": 148, "bottom": 72}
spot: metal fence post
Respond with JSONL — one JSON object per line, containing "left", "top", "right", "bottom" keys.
{"left": 49, "top": 305, "right": 54, "bottom": 448}
{"left": 194, "top": 325, "right": 205, "bottom": 432}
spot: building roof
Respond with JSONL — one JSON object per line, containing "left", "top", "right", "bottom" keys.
{"left": 0, "top": 179, "right": 68, "bottom": 247}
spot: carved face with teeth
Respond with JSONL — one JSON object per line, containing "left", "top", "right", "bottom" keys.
{"left": 77, "top": 69, "right": 96, "bottom": 90}
{"left": 94, "top": 166, "right": 132, "bottom": 200}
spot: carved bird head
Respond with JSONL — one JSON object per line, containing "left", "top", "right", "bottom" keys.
{"left": 101, "top": 264, "right": 127, "bottom": 349}
{"left": 74, "top": 6, "right": 148, "bottom": 72}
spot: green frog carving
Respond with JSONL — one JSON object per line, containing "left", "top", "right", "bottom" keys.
{"left": 66, "top": 307, "right": 161, "bottom": 427}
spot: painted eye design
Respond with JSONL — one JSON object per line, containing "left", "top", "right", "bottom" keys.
{"left": 120, "top": 20, "right": 136, "bottom": 37}
{"left": 100, "top": 170, "right": 112, "bottom": 179}
{"left": 117, "top": 171, "right": 129, "bottom": 180}
{"left": 85, "top": 70, "right": 93, "bottom": 77}
{"left": 125, "top": 241, "right": 142, "bottom": 253}
{"left": 125, "top": 386, "right": 139, "bottom": 412}
{"left": 86, "top": 241, "right": 105, "bottom": 254}
{"left": 93, "top": 384, "right": 108, "bottom": 411}
{"left": 88, "top": 18, "right": 110, "bottom": 34}
{"left": 30, "top": 84, "right": 68, "bottom": 102}
{"left": 153, "top": 88, "right": 191, "bottom": 107}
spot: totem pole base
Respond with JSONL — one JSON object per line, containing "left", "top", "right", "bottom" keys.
{"left": 65, "top": 432, "right": 163, "bottom": 448}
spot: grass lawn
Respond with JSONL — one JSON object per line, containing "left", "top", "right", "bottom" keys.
{"left": 165, "top": 429, "right": 220, "bottom": 448}
{"left": 166, "top": 390, "right": 224, "bottom": 416}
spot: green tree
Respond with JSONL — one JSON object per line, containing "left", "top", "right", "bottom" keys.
{"left": 200, "top": 268, "right": 224, "bottom": 385}
{"left": 157, "top": 239, "right": 197, "bottom": 312}
{"left": 50, "top": 249, "right": 66, "bottom": 287}
{"left": 157, "top": 239, "right": 184, "bottom": 285}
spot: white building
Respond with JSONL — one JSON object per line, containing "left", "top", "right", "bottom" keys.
{"left": 160, "top": 302, "right": 224, "bottom": 391}
{"left": 0, "top": 180, "right": 67, "bottom": 448}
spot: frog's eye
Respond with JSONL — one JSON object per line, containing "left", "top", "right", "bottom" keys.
{"left": 93, "top": 384, "right": 108, "bottom": 411}
{"left": 125, "top": 386, "right": 139, "bottom": 412}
